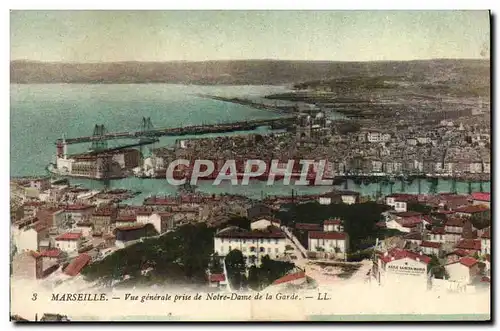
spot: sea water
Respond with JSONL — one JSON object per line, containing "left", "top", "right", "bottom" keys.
{"left": 10, "top": 84, "right": 490, "bottom": 204}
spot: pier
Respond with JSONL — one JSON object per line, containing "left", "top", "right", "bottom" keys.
{"left": 56, "top": 117, "right": 296, "bottom": 145}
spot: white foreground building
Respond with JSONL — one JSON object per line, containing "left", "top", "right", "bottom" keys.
{"left": 372, "top": 248, "right": 431, "bottom": 291}
{"left": 213, "top": 226, "right": 287, "bottom": 265}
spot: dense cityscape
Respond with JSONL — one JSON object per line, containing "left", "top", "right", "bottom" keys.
{"left": 9, "top": 10, "right": 491, "bottom": 322}
{"left": 10, "top": 80, "right": 491, "bottom": 314}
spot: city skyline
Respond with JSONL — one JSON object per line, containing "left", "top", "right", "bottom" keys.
{"left": 10, "top": 10, "right": 490, "bottom": 62}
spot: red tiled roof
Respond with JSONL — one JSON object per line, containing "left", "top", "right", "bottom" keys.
{"left": 445, "top": 218, "right": 465, "bottom": 227}
{"left": 309, "top": 231, "right": 347, "bottom": 240}
{"left": 115, "top": 224, "right": 147, "bottom": 231}
{"left": 481, "top": 276, "right": 490, "bottom": 283}
{"left": 455, "top": 239, "right": 481, "bottom": 251}
{"left": 36, "top": 207, "right": 63, "bottom": 215}
{"left": 39, "top": 249, "right": 62, "bottom": 258}
{"left": 431, "top": 227, "right": 445, "bottom": 235}
{"left": 216, "top": 227, "right": 285, "bottom": 239}
{"left": 209, "top": 274, "right": 226, "bottom": 282}
{"left": 448, "top": 249, "right": 470, "bottom": 257}
{"left": 64, "top": 204, "right": 94, "bottom": 211}
{"left": 422, "top": 215, "right": 433, "bottom": 222}
{"left": 55, "top": 232, "right": 82, "bottom": 241}
{"left": 439, "top": 193, "right": 467, "bottom": 199}
{"left": 64, "top": 253, "right": 91, "bottom": 276}
{"left": 399, "top": 216, "right": 422, "bottom": 227}
{"left": 29, "top": 251, "right": 43, "bottom": 259}
{"left": 471, "top": 192, "right": 490, "bottom": 202}
{"left": 298, "top": 223, "right": 324, "bottom": 231}
{"left": 378, "top": 248, "right": 431, "bottom": 264}
{"left": 459, "top": 257, "right": 478, "bottom": 268}
{"left": 420, "top": 241, "right": 442, "bottom": 249}
{"left": 454, "top": 205, "right": 490, "bottom": 214}
{"left": 403, "top": 232, "right": 422, "bottom": 240}
{"left": 272, "top": 271, "right": 306, "bottom": 285}
{"left": 144, "top": 197, "right": 179, "bottom": 205}
{"left": 387, "top": 194, "right": 418, "bottom": 202}
{"left": 394, "top": 211, "right": 422, "bottom": 218}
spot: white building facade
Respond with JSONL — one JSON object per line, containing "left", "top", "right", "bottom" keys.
{"left": 419, "top": 241, "right": 442, "bottom": 256}
{"left": 372, "top": 249, "right": 430, "bottom": 291}
{"left": 308, "top": 231, "right": 349, "bottom": 259}
{"left": 481, "top": 230, "right": 490, "bottom": 256}
{"left": 54, "top": 232, "right": 83, "bottom": 253}
{"left": 13, "top": 225, "right": 47, "bottom": 253}
{"left": 445, "top": 257, "right": 479, "bottom": 285}
{"left": 214, "top": 227, "right": 287, "bottom": 265}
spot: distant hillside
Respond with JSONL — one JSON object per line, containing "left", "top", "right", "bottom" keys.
{"left": 10, "top": 59, "right": 490, "bottom": 87}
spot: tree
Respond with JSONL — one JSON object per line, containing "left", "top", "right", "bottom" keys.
{"left": 225, "top": 249, "right": 246, "bottom": 290}
{"left": 279, "top": 201, "right": 391, "bottom": 252}
{"left": 144, "top": 223, "right": 159, "bottom": 237}
{"left": 247, "top": 266, "right": 261, "bottom": 291}
{"left": 477, "top": 261, "right": 486, "bottom": 275}
{"left": 470, "top": 213, "right": 491, "bottom": 231}
{"left": 427, "top": 254, "right": 447, "bottom": 279}
{"left": 259, "top": 255, "right": 295, "bottom": 286}
{"left": 226, "top": 216, "right": 251, "bottom": 230}
{"left": 81, "top": 223, "right": 216, "bottom": 285}
{"left": 63, "top": 213, "right": 75, "bottom": 230}
{"left": 407, "top": 202, "right": 432, "bottom": 215}
{"left": 249, "top": 255, "right": 257, "bottom": 265}
{"left": 209, "top": 253, "right": 223, "bottom": 274}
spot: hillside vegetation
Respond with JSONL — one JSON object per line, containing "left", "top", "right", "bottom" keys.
{"left": 11, "top": 59, "right": 489, "bottom": 90}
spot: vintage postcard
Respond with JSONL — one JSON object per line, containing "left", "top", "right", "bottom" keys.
{"left": 10, "top": 10, "right": 491, "bottom": 322}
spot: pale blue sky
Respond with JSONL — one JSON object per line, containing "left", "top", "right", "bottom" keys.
{"left": 10, "top": 10, "right": 490, "bottom": 62}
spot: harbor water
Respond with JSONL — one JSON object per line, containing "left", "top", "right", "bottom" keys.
{"left": 10, "top": 84, "right": 490, "bottom": 204}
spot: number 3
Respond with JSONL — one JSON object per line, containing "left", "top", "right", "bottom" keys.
{"left": 31, "top": 293, "right": 37, "bottom": 301}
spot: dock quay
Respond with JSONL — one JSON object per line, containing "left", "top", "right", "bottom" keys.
{"left": 56, "top": 117, "right": 296, "bottom": 145}
{"left": 195, "top": 94, "right": 298, "bottom": 114}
